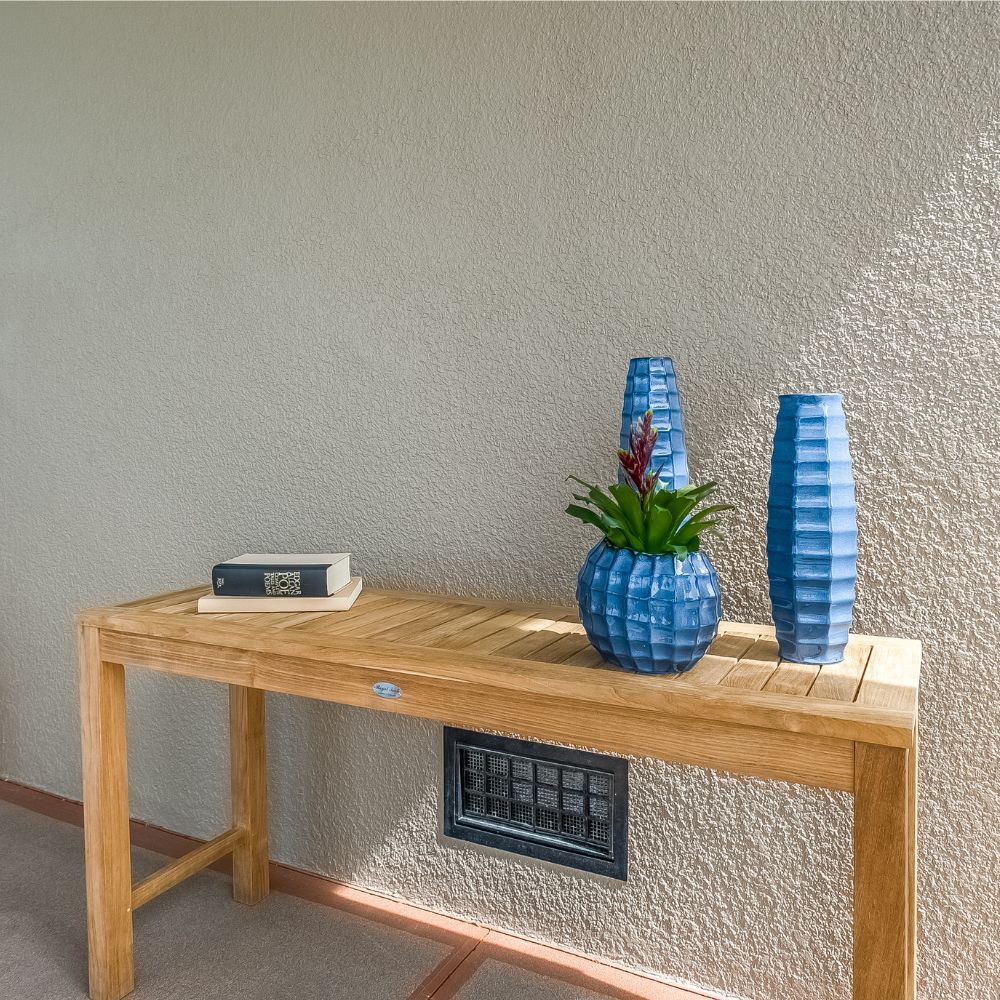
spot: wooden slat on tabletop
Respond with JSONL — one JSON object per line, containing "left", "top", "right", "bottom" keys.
{"left": 430, "top": 611, "right": 540, "bottom": 651}
{"left": 856, "top": 640, "right": 920, "bottom": 713}
{"left": 685, "top": 654, "right": 740, "bottom": 686}
{"left": 156, "top": 598, "right": 202, "bottom": 616}
{"left": 205, "top": 611, "right": 309, "bottom": 628}
{"left": 284, "top": 594, "right": 395, "bottom": 633}
{"left": 490, "top": 618, "right": 581, "bottom": 659}
{"left": 809, "top": 639, "right": 872, "bottom": 703}
{"left": 561, "top": 645, "right": 606, "bottom": 668}
{"left": 303, "top": 597, "right": 426, "bottom": 636}
{"left": 708, "top": 633, "right": 760, "bottom": 659}
{"left": 312, "top": 591, "right": 388, "bottom": 615}
{"left": 119, "top": 586, "right": 207, "bottom": 610}
{"left": 268, "top": 612, "right": 334, "bottom": 631}
{"left": 330, "top": 601, "right": 438, "bottom": 639}
{"left": 718, "top": 623, "right": 764, "bottom": 638}
{"left": 335, "top": 591, "right": 391, "bottom": 612}
{"left": 208, "top": 611, "right": 333, "bottom": 631}
{"left": 685, "top": 633, "right": 759, "bottom": 686}
{"left": 368, "top": 603, "right": 467, "bottom": 642}
{"left": 459, "top": 615, "right": 561, "bottom": 655}
{"left": 371, "top": 587, "right": 563, "bottom": 615}
{"left": 527, "top": 630, "right": 592, "bottom": 664}
{"left": 402, "top": 606, "right": 503, "bottom": 646}
{"left": 336, "top": 599, "right": 443, "bottom": 640}
{"left": 720, "top": 636, "right": 781, "bottom": 690}
{"left": 763, "top": 659, "right": 821, "bottom": 697}
{"left": 98, "top": 618, "right": 915, "bottom": 749}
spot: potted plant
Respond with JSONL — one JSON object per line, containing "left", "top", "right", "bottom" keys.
{"left": 567, "top": 411, "right": 731, "bottom": 674}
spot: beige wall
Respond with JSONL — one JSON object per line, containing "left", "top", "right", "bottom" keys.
{"left": 2, "top": 4, "right": 998, "bottom": 997}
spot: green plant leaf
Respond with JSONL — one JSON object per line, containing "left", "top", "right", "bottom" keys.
{"left": 644, "top": 506, "right": 676, "bottom": 552}
{"left": 687, "top": 502, "right": 733, "bottom": 518}
{"left": 609, "top": 483, "right": 645, "bottom": 542}
{"left": 669, "top": 496, "right": 701, "bottom": 526}
{"left": 673, "top": 482, "right": 715, "bottom": 501}
{"left": 571, "top": 479, "right": 625, "bottom": 521}
{"left": 568, "top": 468, "right": 731, "bottom": 557}
{"left": 567, "top": 501, "right": 636, "bottom": 547}
{"left": 675, "top": 506, "right": 730, "bottom": 534}
{"left": 606, "top": 528, "right": 629, "bottom": 548}
{"left": 675, "top": 520, "right": 717, "bottom": 546}
{"left": 573, "top": 493, "right": 633, "bottom": 536}
{"left": 566, "top": 504, "right": 606, "bottom": 530}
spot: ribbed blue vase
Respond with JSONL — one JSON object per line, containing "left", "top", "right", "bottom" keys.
{"left": 620, "top": 357, "right": 689, "bottom": 489}
{"left": 766, "top": 393, "right": 858, "bottom": 665}
{"left": 576, "top": 541, "right": 721, "bottom": 674}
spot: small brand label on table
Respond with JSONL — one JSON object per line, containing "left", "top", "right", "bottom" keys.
{"left": 372, "top": 681, "right": 402, "bottom": 699}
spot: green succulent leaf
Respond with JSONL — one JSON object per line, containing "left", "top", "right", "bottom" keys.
{"left": 675, "top": 520, "right": 717, "bottom": 546}
{"left": 608, "top": 483, "right": 645, "bottom": 540}
{"left": 566, "top": 504, "right": 606, "bottom": 530}
{"left": 571, "top": 495, "right": 631, "bottom": 537}
{"left": 569, "top": 477, "right": 626, "bottom": 521}
{"left": 566, "top": 454, "right": 732, "bottom": 556}
{"left": 606, "top": 528, "right": 629, "bottom": 548}
{"left": 644, "top": 506, "right": 676, "bottom": 552}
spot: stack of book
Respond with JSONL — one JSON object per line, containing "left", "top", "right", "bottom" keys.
{"left": 197, "top": 553, "right": 362, "bottom": 613}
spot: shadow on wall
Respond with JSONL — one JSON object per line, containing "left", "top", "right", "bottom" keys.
{"left": 267, "top": 695, "right": 443, "bottom": 888}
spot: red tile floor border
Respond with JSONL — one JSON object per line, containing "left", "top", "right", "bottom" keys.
{"left": 0, "top": 778, "right": 710, "bottom": 1000}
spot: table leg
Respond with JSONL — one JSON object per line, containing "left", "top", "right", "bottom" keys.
{"left": 853, "top": 741, "right": 915, "bottom": 1000}
{"left": 229, "top": 685, "right": 269, "bottom": 904}
{"left": 79, "top": 626, "right": 134, "bottom": 1000}
{"left": 906, "top": 730, "right": 918, "bottom": 999}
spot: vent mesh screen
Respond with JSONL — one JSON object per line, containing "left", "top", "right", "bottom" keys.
{"left": 459, "top": 746, "right": 614, "bottom": 851}
{"left": 444, "top": 728, "right": 627, "bottom": 880}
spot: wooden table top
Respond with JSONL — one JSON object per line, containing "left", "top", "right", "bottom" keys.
{"left": 79, "top": 585, "right": 920, "bottom": 756}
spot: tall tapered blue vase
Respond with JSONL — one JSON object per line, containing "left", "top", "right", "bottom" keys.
{"left": 620, "top": 357, "right": 689, "bottom": 489}
{"left": 766, "top": 393, "right": 857, "bottom": 664}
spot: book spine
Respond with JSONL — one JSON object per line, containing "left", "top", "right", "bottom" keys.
{"left": 212, "top": 564, "right": 331, "bottom": 597}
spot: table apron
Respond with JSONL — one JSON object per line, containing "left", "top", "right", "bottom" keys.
{"left": 100, "top": 630, "right": 855, "bottom": 792}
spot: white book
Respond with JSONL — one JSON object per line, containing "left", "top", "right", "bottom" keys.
{"left": 212, "top": 552, "right": 350, "bottom": 597}
{"left": 198, "top": 576, "right": 363, "bottom": 613}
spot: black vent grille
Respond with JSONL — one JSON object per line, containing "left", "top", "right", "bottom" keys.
{"left": 443, "top": 728, "right": 627, "bottom": 880}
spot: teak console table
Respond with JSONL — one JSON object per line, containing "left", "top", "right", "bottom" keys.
{"left": 77, "top": 586, "right": 920, "bottom": 1000}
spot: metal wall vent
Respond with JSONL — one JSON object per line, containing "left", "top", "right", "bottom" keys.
{"left": 443, "top": 728, "right": 628, "bottom": 880}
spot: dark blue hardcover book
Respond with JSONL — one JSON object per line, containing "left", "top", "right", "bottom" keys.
{"left": 212, "top": 553, "right": 350, "bottom": 597}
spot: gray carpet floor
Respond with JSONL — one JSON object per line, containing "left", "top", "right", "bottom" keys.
{"left": 0, "top": 799, "right": 452, "bottom": 999}
{"left": 454, "top": 960, "right": 612, "bottom": 1000}
{"left": 0, "top": 798, "right": 637, "bottom": 1000}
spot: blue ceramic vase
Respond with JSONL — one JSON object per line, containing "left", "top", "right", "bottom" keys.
{"left": 577, "top": 541, "right": 721, "bottom": 674}
{"left": 766, "top": 393, "right": 858, "bottom": 664}
{"left": 620, "top": 357, "right": 689, "bottom": 489}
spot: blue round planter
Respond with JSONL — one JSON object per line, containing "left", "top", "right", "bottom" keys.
{"left": 619, "top": 357, "right": 689, "bottom": 490}
{"left": 576, "top": 541, "right": 721, "bottom": 674}
{"left": 766, "top": 393, "right": 858, "bottom": 665}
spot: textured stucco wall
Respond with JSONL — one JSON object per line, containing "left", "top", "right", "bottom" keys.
{"left": 2, "top": 4, "right": 999, "bottom": 998}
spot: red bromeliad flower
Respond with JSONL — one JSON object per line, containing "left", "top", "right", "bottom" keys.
{"left": 618, "top": 410, "right": 662, "bottom": 502}
{"left": 567, "top": 411, "right": 730, "bottom": 557}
